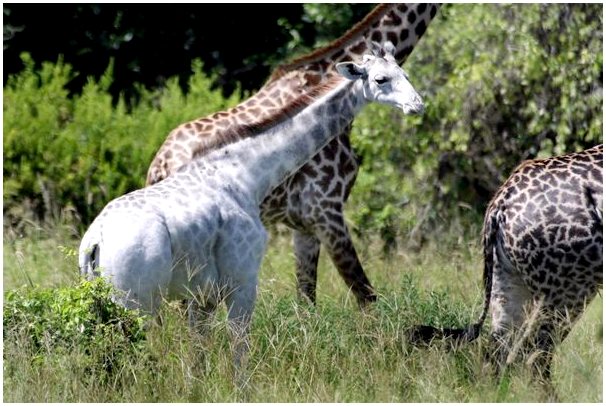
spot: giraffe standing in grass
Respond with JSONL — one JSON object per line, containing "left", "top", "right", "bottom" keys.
{"left": 410, "top": 144, "right": 603, "bottom": 385}
{"left": 146, "top": 4, "right": 440, "bottom": 307}
{"left": 80, "top": 42, "right": 424, "bottom": 372}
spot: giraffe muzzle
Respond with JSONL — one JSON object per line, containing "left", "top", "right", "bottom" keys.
{"left": 403, "top": 98, "right": 425, "bottom": 115}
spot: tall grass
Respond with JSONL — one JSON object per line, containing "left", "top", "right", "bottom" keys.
{"left": 3, "top": 223, "right": 602, "bottom": 402}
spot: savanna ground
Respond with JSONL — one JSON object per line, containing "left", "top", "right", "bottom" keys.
{"left": 3, "top": 220, "right": 602, "bottom": 403}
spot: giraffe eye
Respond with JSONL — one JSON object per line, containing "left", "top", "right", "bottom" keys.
{"left": 375, "top": 75, "right": 389, "bottom": 85}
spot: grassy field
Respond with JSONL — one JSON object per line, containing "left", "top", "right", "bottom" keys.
{"left": 3, "top": 222, "right": 603, "bottom": 402}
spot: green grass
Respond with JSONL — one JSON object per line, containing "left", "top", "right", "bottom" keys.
{"left": 3, "top": 223, "right": 602, "bottom": 402}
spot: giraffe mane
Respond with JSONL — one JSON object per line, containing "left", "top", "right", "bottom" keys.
{"left": 232, "top": 75, "right": 345, "bottom": 139}
{"left": 192, "top": 76, "right": 346, "bottom": 158}
{"left": 267, "top": 4, "right": 393, "bottom": 82}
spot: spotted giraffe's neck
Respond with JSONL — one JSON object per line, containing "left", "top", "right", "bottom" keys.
{"left": 200, "top": 77, "right": 361, "bottom": 204}
{"left": 267, "top": 3, "right": 440, "bottom": 86}
{"left": 145, "top": 4, "right": 439, "bottom": 186}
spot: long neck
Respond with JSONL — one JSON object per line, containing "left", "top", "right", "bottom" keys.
{"left": 184, "top": 4, "right": 439, "bottom": 161}
{"left": 267, "top": 4, "right": 440, "bottom": 85}
{"left": 204, "top": 79, "right": 363, "bottom": 204}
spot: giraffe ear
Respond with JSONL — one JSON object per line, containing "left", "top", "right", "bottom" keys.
{"left": 336, "top": 61, "right": 367, "bottom": 81}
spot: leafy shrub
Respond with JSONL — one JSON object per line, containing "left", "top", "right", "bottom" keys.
{"left": 400, "top": 3, "right": 602, "bottom": 206}
{"left": 3, "top": 277, "right": 147, "bottom": 370}
{"left": 3, "top": 54, "right": 240, "bottom": 229}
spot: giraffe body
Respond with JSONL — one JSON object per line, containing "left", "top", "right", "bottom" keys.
{"left": 79, "top": 43, "right": 424, "bottom": 370}
{"left": 146, "top": 4, "right": 440, "bottom": 306}
{"left": 410, "top": 144, "right": 603, "bottom": 383}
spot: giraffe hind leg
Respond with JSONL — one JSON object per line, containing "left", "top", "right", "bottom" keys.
{"left": 293, "top": 230, "right": 320, "bottom": 305}
{"left": 487, "top": 256, "right": 534, "bottom": 377}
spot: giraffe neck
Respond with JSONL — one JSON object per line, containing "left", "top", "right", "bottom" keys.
{"left": 202, "top": 78, "right": 363, "bottom": 204}
{"left": 145, "top": 4, "right": 439, "bottom": 185}
{"left": 268, "top": 3, "right": 440, "bottom": 85}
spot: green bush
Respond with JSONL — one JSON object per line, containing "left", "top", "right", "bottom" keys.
{"left": 401, "top": 4, "right": 601, "bottom": 205}
{"left": 3, "top": 277, "right": 147, "bottom": 370}
{"left": 3, "top": 54, "right": 240, "bottom": 228}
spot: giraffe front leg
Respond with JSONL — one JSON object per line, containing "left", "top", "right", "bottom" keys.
{"left": 293, "top": 230, "right": 320, "bottom": 305}
{"left": 224, "top": 282, "right": 256, "bottom": 388}
{"left": 215, "top": 215, "right": 266, "bottom": 388}
{"left": 186, "top": 259, "right": 221, "bottom": 336}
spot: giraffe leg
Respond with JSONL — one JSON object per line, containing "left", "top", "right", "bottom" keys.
{"left": 529, "top": 319, "right": 558, "bottom": 383}
{"left": 282, "top": 133, "right": 375, "bottom": 307}
{"left": 312, "top": 212, "right": 377, "bottom": 307}
{"left": 214, "top": 215, "right": 266, "bottom": 386}
{"left": 224, "top": 282, "right": 256, "bottom": 388}
{"left": 187, "top": 296, "right": 218, "bottom": 336}
{"left": 527, "top": 304, "right": 583, "bottom": 384}
{"left": 293, "top": 230, "right": 320, "bottom": 305}
{"left": 185, "top": 258, "right": 221, "bottom": 335}
{"left": 512, "top": 311, "right": 567, "bottom": 401}
{"left": 288, "top": 191, "right": 375, "bottom": 306}
{"left": 487, "top": 261, "right": 533, "bottom": 376}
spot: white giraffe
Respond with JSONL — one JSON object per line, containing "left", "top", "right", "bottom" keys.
{"left": 78, "top": 41, "right": 424, "bottom": 373}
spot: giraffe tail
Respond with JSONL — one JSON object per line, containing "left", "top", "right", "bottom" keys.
{"left": 79, "top": 241, "right": 101, "bottom": 280}
{"left": 407, "top": 209, "right": 499, "bottom": 346}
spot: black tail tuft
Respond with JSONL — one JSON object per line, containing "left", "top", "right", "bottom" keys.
{"left": 408, "top": 323, "right": 483, "bottom": 346}
{"left": 408, "top": 325, "right": 445, "bottom": 345}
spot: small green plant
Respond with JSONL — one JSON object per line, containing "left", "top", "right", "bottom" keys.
{"left": 3, "top": 277, "right": 148, "bottom": 371}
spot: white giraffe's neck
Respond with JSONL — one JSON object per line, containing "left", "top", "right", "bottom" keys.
{"left": 202, "top": 78, "right": 363, "bottom": 204}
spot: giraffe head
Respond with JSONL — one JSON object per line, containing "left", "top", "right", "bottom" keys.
{"left": 336, "top": 41, "right": 424, "bottom": 115}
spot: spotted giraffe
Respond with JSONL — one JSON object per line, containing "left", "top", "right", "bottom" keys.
{"left": 410, "top": 144, "right": 603, "bottom": 383}
{"left": 146, "top": 4, "right": 440, "bottom": 307}
{"left": 80, "top": 42, "right": 424, "bottom": 373}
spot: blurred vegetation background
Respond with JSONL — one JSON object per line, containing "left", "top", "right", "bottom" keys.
{"left": 3, "top": 3, "right": 603, "bottom": 250}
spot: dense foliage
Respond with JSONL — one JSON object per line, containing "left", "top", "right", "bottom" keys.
{"left": 3, "top": 4, "right": 603, "bottom": 246}
{"left": 4, "top": 55, "right": 239, "bottom": 228}
{"left": 404, "top": 4, "right": 602, "bottom": 206}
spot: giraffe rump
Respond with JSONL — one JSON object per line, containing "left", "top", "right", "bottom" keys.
{"left": 408, "top": 144, "right": 603, "bottom": 383}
